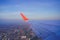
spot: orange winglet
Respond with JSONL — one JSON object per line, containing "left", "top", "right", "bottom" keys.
{"left": 20, "top": 12, "right": 28, "bottom": 22}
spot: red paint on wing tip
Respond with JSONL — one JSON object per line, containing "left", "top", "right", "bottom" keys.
{"left": 20, "top": 12, "right": 29, "bottom": 22}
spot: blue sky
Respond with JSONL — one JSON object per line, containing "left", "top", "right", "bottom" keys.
{"left": 0, "top": 0, "right": 60, "bottom": 20}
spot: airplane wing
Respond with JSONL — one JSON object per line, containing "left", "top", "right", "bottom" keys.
{"left": 20, "top": 12, "right": 29, "bottom": 22}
